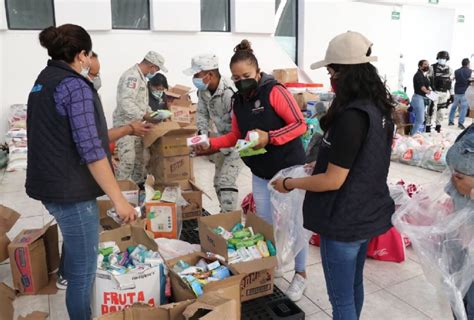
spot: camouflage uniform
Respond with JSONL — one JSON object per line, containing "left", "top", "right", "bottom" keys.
{"left": 113, "top": 64, "right": 151, "bottom": 184}
{"left": 427, "top": 64, "right": 453, "bottom": 129}
{"left": 197, "top": 77, "right": 243, "bottom": 212}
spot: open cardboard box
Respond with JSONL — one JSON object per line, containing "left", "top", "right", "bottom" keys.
{"left": 198, "top": 211, "right": 277, "bottom": 301}
{"left": 166, "top": 251, "right": 243, "bottom": 313}
{"left": 148, "top": 155, "right": 193, "bottom": 184}
{"left": 0, "top": 283, "right": 49, "bottom": 320}
{"left": 155, "top": 180, "right": 204, "bottom": 220}
{"left": 92, "top": 224, "right": 165, "bottom": 317}
{"left": 96, "top": 180, "right": 140, "bottom": 230}
{"left": 8, "top": 220, "right": 59, "bottom": 295}
{"left": 94, "top": 287, "right": 239, "bottom": 320}
{"left": 292, "top": 91, "right": 319, "bottom": 110}
{"left": 145, "top": 121, "right": 197, "bottom": 156}
{"left": 0, "top": 205, "right": 21, "bottom": 262}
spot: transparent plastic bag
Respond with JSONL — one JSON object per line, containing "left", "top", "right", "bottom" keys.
{"left": 392, "top": 171, "right": 474, "bottom": 320}
{"left": 269, "top": 165, "right": 312, "bottom": 269}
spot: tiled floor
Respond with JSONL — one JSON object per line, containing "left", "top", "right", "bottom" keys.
{"left": 1, "top": 121, "right": 470, "bottom": 319}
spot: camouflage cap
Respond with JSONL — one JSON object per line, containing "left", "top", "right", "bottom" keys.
{"left": 183, "top": 54, "right": 219, "bottom": 76}
{"left": 144, "top": 51, "right": 168, "bottom": 73}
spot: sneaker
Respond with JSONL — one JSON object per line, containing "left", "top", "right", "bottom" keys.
{"left": 458, "top": 124, "right": 466, "bottom": 130}
{"left": 56, "top": 274, "right": 68, "bottom": 290}
{"left": 435, "top": 125, "right": 441, "bottom": 133}
{"left": 286, "top": 273, "right": 307, "bottom": 302}
{"left": 448, "top": 122, "right": 455, "bottom": 126}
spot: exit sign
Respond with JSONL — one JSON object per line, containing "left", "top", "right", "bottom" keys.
{"left": 457, "top": 15, "right": 465, "bottom": 23}
{"left": 428, "top": 0, "right": 439, "bottom": 4}
{"left": 391, "top": 11, "right": 400, "bottom": 20}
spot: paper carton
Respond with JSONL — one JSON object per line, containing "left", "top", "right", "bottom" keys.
{"left": 292, "top": 92, "right": 319, "bottom": 110}
{"left": 272, "top": 68, "right": 298, "bottom": 84}
{"left": 0, "top": 205, "right": 20, "bottom": 262}
{"left": 94, "top": 288, "right": 239, "bottom": 320}
{"left": 155, "top": 180, "right": 204, "bottom": 220}
{"left": 166, "top": 252, "right": 243, "bottom": 309}
{"left": 0, "top": 283, "right": 50, "bottom": 320}
{"left": 145, "top": 202, "right": 182, "bottom": 239}
{"left": 92, "top": 224, "right": 165, "bottom": 317}
{"left": 8, "top": 221, "right": 59, "bottom": 295}
{"left": 96, "top": 180, "right": 140, "bottom": 229}
{"left": 198, "top": 211, "right": 277, "bottom": 301}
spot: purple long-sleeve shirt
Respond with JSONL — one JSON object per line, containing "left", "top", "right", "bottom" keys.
{"left": 54, "top": 77, "right": 106, "bottom": 164}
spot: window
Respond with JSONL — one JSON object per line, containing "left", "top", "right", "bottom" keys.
{"left": 5, "top": 0, "right": 55, "bottom": 30}
{"left": 275, "top": 0, "right": 298, "bottom": 63}
{"left": 201, "top": 0, "right": 230, "bottom": 32}
{"left": 112, "top": 0, "right": 150, "bottom": 30}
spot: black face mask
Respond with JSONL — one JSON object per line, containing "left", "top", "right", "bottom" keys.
{"left": 235, "top": 79, "right": 258, "bottom": 95}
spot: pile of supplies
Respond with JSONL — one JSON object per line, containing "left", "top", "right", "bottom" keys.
{"left": 5, "top": 104, "right": 28, "bottom": 172}
{"left": 212, "top": 221, "right": 276, "bottom": 264}
{"left": 391, "top": 132, "right": 458, "bottom": 172}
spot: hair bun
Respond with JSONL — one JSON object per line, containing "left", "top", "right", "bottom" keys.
{"left": 234, "top": 39, "right": 253, "bottom": 54}
{"left": 39, "top": 26, "right": 61, "bottom": 49}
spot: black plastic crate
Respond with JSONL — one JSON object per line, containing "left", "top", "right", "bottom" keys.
{"left": 241, "top": 286, "right": 305, "bottom": 319}
{"left": 180, "top": 210, "right": 209, "bottom": 244}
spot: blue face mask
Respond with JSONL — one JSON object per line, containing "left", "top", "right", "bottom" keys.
{"left": 146, "top": 72, "right": 156, "bottom": 80}
{"left": 152, "top": 90, "right": 164, "bottom": 99}
{"left": 192, "top": 77, "right": 209, "bottom": 91}
{"left": 438, "top": 59, "right": 447, "bottom": 65}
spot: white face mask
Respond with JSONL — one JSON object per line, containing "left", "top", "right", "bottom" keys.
{"left": 438, "top": 59, "right": 447, "bottom": 65}
{"left": 92, "top": 75, "right": 102, "bottom": 91}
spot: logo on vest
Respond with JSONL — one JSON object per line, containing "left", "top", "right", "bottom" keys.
{"left": 251, "top": 100, "right": 264, "bottom": 114}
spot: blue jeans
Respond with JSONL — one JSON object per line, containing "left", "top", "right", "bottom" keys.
{"left": 410, "top": 94, "right": 426, "bottom": 135}
{"left": 320, "top": 236, "right": 369, "bottom": 320}
{"left": 449, "top": 94, "right": 469, "bottom": 125}
{"left": 252, "top": 174, "right": 308, "bottom": 273}
{"left": 43, "top": 200, "right": 99, "bottom": 320}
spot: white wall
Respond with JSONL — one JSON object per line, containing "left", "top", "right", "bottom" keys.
{"left": 299, "top": 1, "right": 402, "bottom": 91}
{"left": 400, "top": 5, "right": 456, "bottom": 95}
{"left": 0, "top": 31, "right": 296, "bottom": 138}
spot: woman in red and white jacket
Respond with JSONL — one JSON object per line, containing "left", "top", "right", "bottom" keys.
{"left": 196, "top": 39, "right": 308, "bottom": 302}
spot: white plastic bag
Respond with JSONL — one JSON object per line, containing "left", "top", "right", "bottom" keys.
{"left": 392, "top": 171, "right": 474, "bottom": 320}
{"left": 269, "top": 165, "right": 312, "bottom": 269}
{"left": 155, "top": 238, "right": 201, "bottom": 260}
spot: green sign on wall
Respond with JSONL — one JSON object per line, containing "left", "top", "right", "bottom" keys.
{"left": 457, "top": 15, "right": 465, "bottom": 23}
{"left": 392, "top": 11, "right": 400, "bottom": 20}
{"left": 428, "top": 0, "right": 439, "bottom": 4}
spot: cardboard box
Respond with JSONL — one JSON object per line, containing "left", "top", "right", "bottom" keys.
{"left": 292, "top": 92, "right": 319, "bottom": 110}
{"left": 198, "top": 211, "right": 277, "bottom": 301}
{"left": 156, "top": 180, "right": 204, "bottom": 220}
{"left": 165, "top": 85, "right": 193, "bottom": 108}
{"left": 8, "top": 221, "right": 59, "bottom": 295}
{"left": 468, "top": 108, "right": 474, "bottom": 118}
{"left": 273, "top": 68, "right": 298, "bottom": 84}
{"left": 167, "top": 252, "right": 243, "bottom": 308}
{"left": 149, "top": 155, "right": 192, "bottom": 183}
{"left": 96, "top": 180, "right": 140, "bottom": 229}
{"left": 92, "top": 224, "right": 165, "bottom": 317}
{"left": 145, "top": 202, "right": 181, "bottom": 239}
{"left": 147, "top": 124, "right": 196, "bottom": 157}
{"left": 0, "top": 283, "right": 50, "bottom": 320}
{"left": 0, "top": 205, "right": 20, "bottom": 262}
{"left": 94, "top": 288, "right": 239, "bottom": 320}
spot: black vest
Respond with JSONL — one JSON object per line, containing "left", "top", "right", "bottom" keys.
{"left": 432, "top": 63, "right": 452, "bottom": 92}
{"left": 303, "top": 100, "right": 395, "bottom": 242}
{"left": 233, "top": 80, "right": 305, "bottom": 180}
{"left": 26, "top": 60, "right": 111, "bottom": 203}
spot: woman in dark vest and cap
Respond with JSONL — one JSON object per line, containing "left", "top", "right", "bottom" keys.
{"left": 26, "top": 24, "right": 137, "bottom": 320}
{"left": 194, "top": 39, "right": 309, "bottom": 302}
{"left": 273, "top": 32, "right": 395, "bottom": 320}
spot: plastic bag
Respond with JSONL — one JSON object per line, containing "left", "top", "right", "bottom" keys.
{"left": 420, "top": 145, "right": 448, "bottom": 172}
{"left": 269, "top": 165, "right": 312, "bottom": 269}
{"left": 392, "top": 170, "right": 474, "bottom": 320}
{"left": 155, "top": 238, "right": 201, "bottom": 260}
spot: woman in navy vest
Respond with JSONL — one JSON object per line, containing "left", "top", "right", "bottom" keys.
{"left": 26, "top": 24, "right": 137, "bottom": 320}
{"left": 273, "top": 32, "right": 395, "bottom": 320}
{"left": 194, "top": 40, "right": 309, "bottom": 302}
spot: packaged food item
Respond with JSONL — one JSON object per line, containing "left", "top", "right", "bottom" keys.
{"left": 186, "top": 135, "right": 210, "bottom": 148}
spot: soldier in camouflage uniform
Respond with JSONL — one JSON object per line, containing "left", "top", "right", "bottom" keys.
{"left": 113, "top": 51, "right": 168, "bottom": 184}
{"left": 184, "top": 54, "right": 243, "bottom": 212}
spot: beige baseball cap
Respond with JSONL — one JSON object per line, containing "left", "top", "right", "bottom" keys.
{"left": 310, "top": 31, "right": 377, "bottom": 70}
{"left": 183, "top": 54, "right": 219, "bottom": 76}
{"left": 144, "top": 51, "right": 168, "bottom": 73}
